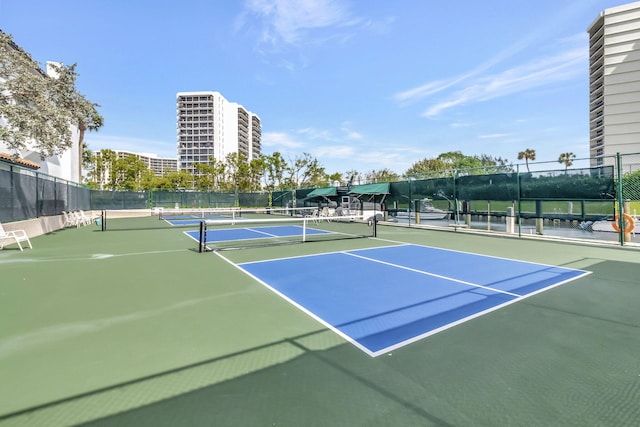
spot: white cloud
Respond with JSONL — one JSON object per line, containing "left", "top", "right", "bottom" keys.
{"left": 423, "top": 45, "right": 586, "bottom": 118}
{"left": 393, "top": 79, "right": 456, "bottom": 104}
{"left": 242, "top": 0, "right": 355, "bottom": 47}
{"left": 297, "top": 127, "right": 334, "bottom": 140}
{"left": 261, "top": 131, "right": 305, "bottom": 148}
{"left": 296, "top": 124, "right": 363, "bottom": 141}
{"left": 344, "top": 130, "right": 363, "bottom": 140}
{"left": 450, "top": 121, "right": 474, "bottom": 128}
{"left": 478, "top": 133, "right": 511, "bottom": 139}
{"left": 313, "top": 144, "right": 355, "bottom": 158}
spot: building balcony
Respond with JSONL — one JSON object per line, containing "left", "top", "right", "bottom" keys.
{"left": 589, "top": 63, "right": 604, "bottom": 77}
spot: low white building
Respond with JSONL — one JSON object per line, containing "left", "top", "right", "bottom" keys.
{"left": 0, "top": 41, "right": 81, "bottom": 183}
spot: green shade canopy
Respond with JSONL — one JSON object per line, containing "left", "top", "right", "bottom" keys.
{"left": 348, "top": 183, "right": 390, "bottom": 195}
{"left": 304, "top": 187, "right": 338, "bottom": 200}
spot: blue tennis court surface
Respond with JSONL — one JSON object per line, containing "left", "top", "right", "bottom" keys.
{"left": 236, "top": 244, "right": 590, "bottom": 357}
{"left": 185, "top": 225, "right": 329, "bottom": 242}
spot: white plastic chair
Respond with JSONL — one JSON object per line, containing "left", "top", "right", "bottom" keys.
{"left": 0, "top": 222, "right": 32, "bottom": 251}
{"left": 62, "top": 211, "right": 78, "bottom": 227}
{"left": 78, "top": 210, "right": 94, "bottom": 226}
{"left": 319, "top": 207, "right": 332, "bottom": 222}
{"left": 71, "top": 211, "right": 89, "bottom": 227}
{"left": 306, "top": 208, "right": 320, "bottom": 224}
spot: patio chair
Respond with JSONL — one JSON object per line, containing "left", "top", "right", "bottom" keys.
{"left": 62, "top": 211, "right": 78, "bottom": 227}
{"left": 0, "top": 222, "right": 32, "bottom": 251}
{"left": 78, "top": 210, "right": 94, "bottom": 226}
{"left": 305, "top": 208, "right": 320, "bottom": 224}
{"left": 71, "top": 211, "right": 90, "bottom": 227}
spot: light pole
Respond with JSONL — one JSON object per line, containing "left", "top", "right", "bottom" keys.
{"left": 436, "top": 190, "right": 459, "bottom": 224}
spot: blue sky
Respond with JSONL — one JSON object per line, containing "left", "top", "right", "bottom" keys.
{"left": 0, "top": 0, "right": 629, "bottom": 175}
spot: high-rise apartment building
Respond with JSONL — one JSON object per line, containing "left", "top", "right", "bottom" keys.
{"left": 588, "top": 1, "right": 640, "bottom": 172}
{"left": 176, "top": 91, "right": 261, "bottom": 176}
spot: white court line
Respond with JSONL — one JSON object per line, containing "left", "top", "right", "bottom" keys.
{"left": 344, "top": 251, "right": 523, "bottom": 298}
{"left": 373, "top": 237, "right": 591, "bottom": 273}
{"left": 0, "top": 249, "right": 189, "bottom": 264}
{"left": 245, "top": 227, "right": 281, "bottom": 238}
{"left": 237, "top": 243, "right": 412, "bottom": 266}
{"left": 215, "top": 245, "right": 592, "bottom": 357}
{"left": 214, "top": 250, "right": 378, "bottom": 357}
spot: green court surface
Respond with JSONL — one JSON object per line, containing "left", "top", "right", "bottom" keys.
{"left": 1, "top": 217, "right": 639, "bottom": 426}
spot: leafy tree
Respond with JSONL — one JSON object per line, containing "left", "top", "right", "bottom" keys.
{"left": 477, "top": 154, "right": 513, "bottom": 173}
{"left": 328, "top": 172, "right": 343, "bottom": 186}
{"left": 405, "top": 151, "right": 510, "bottom": 177}
{"left": 249, "top": 156, "right": 266, "bottom": 190}
{"left": 139, "top": 169, "right": 160, "bottom": 190}
{"left": 162, "top": 170, "right": 194, "bottom": 190}
{"left": 0, "top": 32, "right": 103, "bottom": 165}
{"left": 113, "top": 154, "right": 147, "bottom": 190}
{"left": 517, "top": 148, "right": 536, "bottom": 172}
{"left": 344, "top": 170, "right": 363, "bottom": 186}
{"left": 194, "top": 161, "right": 219, "bottom": 190}
{"left": 225, "top": 152, "right": 253, "bottom": 192}
{"left": 262, "top": 151, "right": 289, "bottom": 190}
{"left": 46, "top": 62, "right": 103, "bottom": 179}
{"left": 438, "top": 151, "right": 484, "bottom": 170}
{"left": 405, "top": 158, "right": 448, "bottom": 176}
{"left": 558, "top": 152, "right": 576, "bottom": 171}
{"left": 90, "top": 149, "right": 117, "bottom": 189}
{"left": 287, "top": 152, "right": 327, "bottom": 188}
{"left": 366, "top": 168, "right": 399, "bottom": 183}
{"left": 86, "top": 149, "right": 154, "bottom": 190}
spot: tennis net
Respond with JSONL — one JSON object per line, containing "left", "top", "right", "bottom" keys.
{"left": 195, "top": 215, "right": 377, "bottom": 252}
{"left": 100, "top": 207, "right": 320, "bottom": 231}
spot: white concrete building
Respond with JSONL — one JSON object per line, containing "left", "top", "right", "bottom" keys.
{"left": 176, "top": 91, "right": 261, "bottom": 176}
{"left": 588, "top": 1, "right": 640, "bottom": 172}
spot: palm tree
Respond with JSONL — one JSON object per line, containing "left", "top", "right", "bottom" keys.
{"left": 558, "top": 152, "right": 576, "bottom": 171}
{"left": 517, "top": 149, "right": 536, "bottom": 172}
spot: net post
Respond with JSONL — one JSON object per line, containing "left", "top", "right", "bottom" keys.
{"left": 302, "top": 217, "right": 307, "bottom": 242}
{"left": 373, "top": 215, "right": 377, "bottom": 237}
{"left": 198, "top": 220, "right": 206, "bottom": 253}
{"left": 101, "top": 210, "right": 106, "bottom": 231}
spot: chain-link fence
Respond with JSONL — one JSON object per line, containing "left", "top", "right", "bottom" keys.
{"left": 373, "top": 154, "right": 640, "bottom": 247}
{"left": 3, "top": 154, "right": 640, "bottom": 247}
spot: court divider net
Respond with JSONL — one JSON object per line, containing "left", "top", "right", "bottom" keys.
{"left": 198, "top": 215, "right": 377, "bottom": 252}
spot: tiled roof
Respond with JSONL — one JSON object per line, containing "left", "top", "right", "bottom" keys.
{"left": 0, "top": 152, "right": 41, "bottom": 169}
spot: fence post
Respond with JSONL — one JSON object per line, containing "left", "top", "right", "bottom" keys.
{"left": 624, "top": 199, "right": 632, "bottom": 242}
{"left": 616, "top": 152, "right": 625, "bottom": 245}
{"left": 516, "top": 164, "right": 522, "bottom": 236}
{"left": 506, "top": 206, "right": 515, "bottom": 234}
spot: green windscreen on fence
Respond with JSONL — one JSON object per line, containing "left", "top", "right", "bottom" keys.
{"left": 0, "top": 164, "right": 91, "bottom": 222}
{"left": 519, "top": 166, "right": 614, "bottom": 199}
